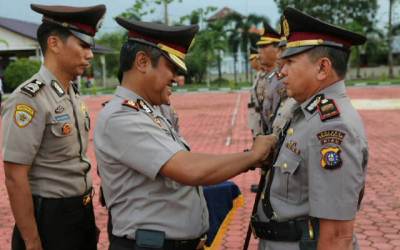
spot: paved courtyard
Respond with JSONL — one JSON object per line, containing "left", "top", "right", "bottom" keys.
{"left": 1, "top": 86, "right": 400, "bottom": 250}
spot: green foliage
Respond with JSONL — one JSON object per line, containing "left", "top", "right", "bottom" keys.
{"left": 119, "top": 0, "right": 155, "bottom": 20}
{"left": 4, "top": 59, "right": 41, "bottom": 91}
{"left": 93, "top": 31, "right": 124, "bottom": 78}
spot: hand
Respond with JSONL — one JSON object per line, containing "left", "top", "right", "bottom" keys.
{"left": 25, "top": 236, "right": 43, "bottom": 250}
{"left": 251, "top": 134, "right": 278, "bottom": 163}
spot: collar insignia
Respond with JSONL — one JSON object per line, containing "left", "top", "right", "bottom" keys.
{"left": 51, "top": 80, "right": 65, "bottom": 97}
{"left": 305, "top": 94, "right": 324, "bottom": 114}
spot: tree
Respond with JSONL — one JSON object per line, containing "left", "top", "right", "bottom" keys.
{"left": 274, "top": 0, "right": 379, "bottom": 77}
{"left": 388, "top": 0, "right": 395, "bottom": 78}
{"left": 4, "top": 59, "right": 41, "bottom": 91}
{"left": 223, "top": 13, "right": 268, "bottom": 83}
{"left": 94, "top": 31, "right": 124, "bottom": 79}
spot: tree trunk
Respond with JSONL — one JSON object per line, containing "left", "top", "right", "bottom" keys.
{"left": 217, "top": 50, "right": 222, "bottom": 80}
{"left": 244, "top": 54, "right": 249, "bottom": 82}
{"left": 233, "top": 53, "right": 238, "bottom": 84}
{"left": 388, "top": 0, "right": 394, "bottom": 78}
{"left": 163, "top": 0, "right": 169, "bottom": 25}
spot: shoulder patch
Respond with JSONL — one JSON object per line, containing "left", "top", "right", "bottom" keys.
{"left": 20, "top": 79, "right": 45, "bottom": 97}
{"left": 305, "top": 94, "right": 324, "bottom": 114}
{"left": 122, "top": 100, "right": 140, "bottom": 111}
{"left": 317, "top": 98, "right": 340, "bottom": 121}
{"left": 317, "top": 130, "right": 345, "bottom": 145}
{"left": 51, "top": 80, "right": 65, "bottom": 97}
{"left": 320, "top": 146, "right": 342, "bottom": 170}
{"left": 14, "top": 104, "right": 36, "bottom": 128}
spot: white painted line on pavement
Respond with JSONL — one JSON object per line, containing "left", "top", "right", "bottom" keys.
{"left": 225, "top": 93, "right": 241, "bottom": 146}
{"left": 352, "top": 99, "right": 400, "bottom": 110}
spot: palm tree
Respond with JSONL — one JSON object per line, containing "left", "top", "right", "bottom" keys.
{"left": 223, "top": 13, "right": 269, "bottom": 83}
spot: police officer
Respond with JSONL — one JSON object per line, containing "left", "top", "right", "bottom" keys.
{"left": 94, "top": 18, "right": 277, "bottom": 250}
{"left": 247, "top": 47, "right": 261, "bottom": 138}
{"left": 248, "top": 23, "right": 281, "bottom": 137}
{"left": 252, "top": 8, "right": 368, "bottom": 250}
{"left": 262, "top": 17, "right": 289, "bottom": 129}
{"left": 2, "top": 4, "right": 105, "bottom": 250}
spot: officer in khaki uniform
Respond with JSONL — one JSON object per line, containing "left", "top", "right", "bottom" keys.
{"left": 248, "top": 23, "right": 281, "bottom": 137}
{"left": 247, "top": 47, "right": 261, "bottom": 137}
{"left": 94, "top": 17, "right": 277, "bottom": 250}
{"left": 2, "top": 4, "right": 105, "bottom": 250}
{"left": 251, "top": 8, "right": 368, "bottom": 250}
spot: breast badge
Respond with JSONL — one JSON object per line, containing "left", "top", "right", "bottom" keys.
{"left": 14, "top": 104, "right": 35, "bottom": 128}
{"left": 320, "top": 146, "right": 342, "bottom": 170}
{"left": 62, "top": 123, "right": 73, "bottom": 135}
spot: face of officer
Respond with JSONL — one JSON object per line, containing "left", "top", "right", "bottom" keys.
{"left": 280, "top": 52, "right": 319, "bottom": 103}
{"left": 145, "top": 55, "right": 177, "bottom": 106}
{"left": 258, "top": 44, "right": 279, "bottom": 67}
{"left": 49, "top": 34, "right": 94, "bottom": 79}
{"left": 280, "top": 50, "right": 336, "bottom": 103}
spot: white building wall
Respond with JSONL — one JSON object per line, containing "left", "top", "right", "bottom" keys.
{"left": 0, "top": 26, "right": 38, "bottom": 51}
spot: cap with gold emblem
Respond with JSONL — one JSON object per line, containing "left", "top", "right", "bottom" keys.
{"left": 31, "top": 4, "right": 106, "bottom": 46}
{"left": 249, "top": 47, "right": 259, "bottom": 61}
{"left": 281, "top": 7, "right": 366, "bottom": 58}
{"left": 115, "top": 17, "right": 199, "bottom": 73}
{"left": 277, "top": 16, "right": 287, "bottom": 48}
{"left": 256, "top": 22, "right": 280, "bottom": 47}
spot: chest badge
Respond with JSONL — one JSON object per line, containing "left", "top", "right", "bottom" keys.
{"left": 14, "top": 104, "right": 35, "bottom": 128}
{"left": 286, "top": 140, "right": 300, "bottom": 155}
{"left": 55, "top": 105, "right": 64, "bottom": 114}
{"left": 321, "top": 146, "right": 342, "bottom": 170}
{"left": 62, "top": 123, "right": 73, "bottom": 135}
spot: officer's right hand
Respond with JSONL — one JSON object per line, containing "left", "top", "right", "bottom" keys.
{"left": 250, "top": 134, "right": 278, "bottom": 163}
{"left": 25, "top": 237, "right": 43, "bottom": 250}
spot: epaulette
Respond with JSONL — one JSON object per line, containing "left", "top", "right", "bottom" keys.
{"left": 317, "top": 98, "right": 340, "bottom": 121}
{"left": 267, "top": 71, "right": 276, "bottom": 80}
{"left": 20, "top": 79, "right": 45, "bottom": 97}
{"left": 122, "top": 100, "right": 140, "bottom": 111}
{"left": 305, "top": 94, "right": 324, "bottom": 114}
{"left": 72, "top": 82, "right": 80, "bottom": 95}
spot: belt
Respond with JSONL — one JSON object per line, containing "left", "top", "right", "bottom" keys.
{"left": 251, "top": 216, "right": 318, "bottom": 242}
{"left": 110, "top": 234, "right": 207, "bottom": 250}
{"left": 33, "top": 188, "right": 94, "bottom": 208}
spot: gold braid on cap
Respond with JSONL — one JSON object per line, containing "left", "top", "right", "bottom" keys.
{"left": 286, "top": 39, "right": 324, "bottom": 48}
{"left": 157, "top": 43, "right": 186, "bottom": 60}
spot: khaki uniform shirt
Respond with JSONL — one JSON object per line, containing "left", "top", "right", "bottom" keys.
{"left": 258, "top": 81, "right": 368, "bottom": 250}
{"left": 248, "top": 71, "right": 269, "bottom": 137}
{"left": 262, "top": 68, "right": 287, "bottom": 128}
{"left": 94, "top": 86, "right": 209, "bottom": 240}
{"left": 2, "top": 65, "right": 92, "bottom": 198}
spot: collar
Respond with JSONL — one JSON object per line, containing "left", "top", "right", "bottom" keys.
{"left": 300, "top": 80, "right": 346, "bottom": 120}
{"left": 39, "top": 65, "right": 60, "bottom": 84}
{"left": 115, "top": 86, "right": 157, "bottom": 113}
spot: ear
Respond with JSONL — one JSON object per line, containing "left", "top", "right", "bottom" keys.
{"left": 134, "top": 51, "right": 150, "bottom": 73}
{"left": 47, "top": 35, "right": 62, "bottom": 54}
{"left": 316, "top": 57, "right": 332, "bottom": 81}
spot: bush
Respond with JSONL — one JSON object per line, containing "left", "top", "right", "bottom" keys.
{"left": 4, "top": 59, "right": 41, "bottom": 92}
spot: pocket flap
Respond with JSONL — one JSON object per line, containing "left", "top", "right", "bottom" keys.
{"left": 274, "top": 151, "right": 301, "bottom": 174}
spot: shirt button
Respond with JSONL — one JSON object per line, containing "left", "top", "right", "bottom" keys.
{"left": 283, "top": 163, "right": 288, "bottom": 169}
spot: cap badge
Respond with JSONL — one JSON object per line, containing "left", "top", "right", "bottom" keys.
{"left": 283, "top": 17, "right": 290, "bottom": 37}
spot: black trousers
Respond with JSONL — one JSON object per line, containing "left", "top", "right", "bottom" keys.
{"left": 11, "top": 195, "right": 98, "bottom": 250}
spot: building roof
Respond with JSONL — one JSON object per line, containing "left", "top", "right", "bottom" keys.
{"left": 0, "top": 16, "right": 37, "bottom": 40}
{"left": 0, "top": 16, "right": 113, "bottom": 53}
{"left": 207, "top": 7, "right": 244, "bottom": 22}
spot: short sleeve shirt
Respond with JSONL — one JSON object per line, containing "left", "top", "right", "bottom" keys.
{"left": 2, "top": 65, "right": 92, "bottom": 197}
{"left": 94, "top": 86, "right": 209, "bottom": 240}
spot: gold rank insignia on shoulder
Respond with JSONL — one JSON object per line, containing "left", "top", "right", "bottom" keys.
{"left": 317, "top": 98, "right": 340, "bottom": 121}
{"left": 122, "top": 100, "right": 140, "bottom": 111}
{"left": 14, "top": 104, "right": 36, "bottom": 128}
{"left": 320, "top": 146, "right": 342, "bottom": 170}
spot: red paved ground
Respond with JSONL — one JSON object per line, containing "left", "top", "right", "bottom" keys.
{"left": 1, "top": 86, "right": 400, "bottom": 250}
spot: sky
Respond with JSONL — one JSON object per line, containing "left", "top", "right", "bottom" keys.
{"left": 0, "top": 0, "right": 395, "bottom": 37}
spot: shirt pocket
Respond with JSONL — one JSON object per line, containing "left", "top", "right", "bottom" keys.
{"left": 273, "top": 150, "right": 303, "bottom": 204}
{"left": 45, "top": 121, "right": 78, "bottom": 157}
